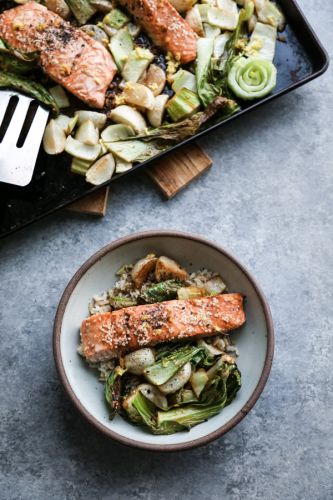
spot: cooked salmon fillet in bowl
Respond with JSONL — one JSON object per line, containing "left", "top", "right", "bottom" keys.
{"left": 53, "top": 231, "right": 274, "bottom": 450}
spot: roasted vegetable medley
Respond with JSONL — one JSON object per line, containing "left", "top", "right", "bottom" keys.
{"left": 0, "top": 0, "right": 285, "bottom": 186}
{"left": 80, "top": 254, "right": 243, "bottom": 435}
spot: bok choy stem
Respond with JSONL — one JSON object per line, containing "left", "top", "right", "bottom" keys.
{"left": 0, "top": 71, "right": 58, "bottom": 111}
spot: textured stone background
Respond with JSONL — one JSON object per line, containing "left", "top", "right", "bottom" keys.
{"left": 0, "top": 1, "right": 332, "bottom": 499}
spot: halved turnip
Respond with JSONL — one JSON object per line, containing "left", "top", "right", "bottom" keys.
{"left": 74, "top": 110, "right": 107, "bottom": 130}
{"left": 146, "top": 94, "right": 169, "bottom": 128}
{"left": 131, "top": 254, "right": 158, "bottom": 288}
{"left": 155, "top": 256, "right": 189, "bottom": 282}
{"left": 124, "top": 348, "right": 155, "bottom": 375}
{"left": 122, "top": 82, "right": 155, "bottom": 110}
{"left": 65, "top": 136, "right": 101, "bottom": 161}
{"left": 185, "top": 5, "right": 205, "bottom": 36}
{"left": 158, "top": 362, "right": 192, "bottom": 395}
{"left": 109, "top": 105, "right": 147, "bottom": 133}
{"left": 75, "top": 120, "right": 99, "bottom": 145}
{"left": 139, "top": 64, "right": 166, "bottom": 96}
{"left": 54, "top": 114, "right": 71, "bottom": 132}
{"left": 85, "top": 153, "right": 115, "bottom": 185}
{"left": 42, "top": 119, "right": 66, "bottom": 155}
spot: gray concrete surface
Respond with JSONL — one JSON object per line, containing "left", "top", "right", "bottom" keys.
{"left": 1, "top": 1, "right": 332, "bottom": 499}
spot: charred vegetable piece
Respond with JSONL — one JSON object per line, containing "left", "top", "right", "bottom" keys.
{"left": 140, "top": 279, "right": 183, "bottom": 303}
{"left": 0, "top": 71, "right": 58, "bottom": 111}
{"left": 65, "top": 0, "right": 96, "bottom": 25}
{"left": 0, "top": 51, "right": 35, "bottom": 74}
{"left": 105, "top": 367, "right": 124, "bottom": 419}
{"left": 169, "top": 388, "right": 198, "bottom": 406}
{"left": 109, "top": 296, "right": 137, "bottom": 309}
{"left": 155, "top": 256, "right": 188, "bottom": 282}
{"left": 131, "top": 254, "right": 158, "bottom": 288}
{"left": 166, "top": 87, "right": 201, "bottom": 122}
{"left": 143, "top": 345, "right": 202, "bottom": 386}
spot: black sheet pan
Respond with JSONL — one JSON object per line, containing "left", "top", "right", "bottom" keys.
{"left": 0, "top": 0, "right": 328, "bottom": 239}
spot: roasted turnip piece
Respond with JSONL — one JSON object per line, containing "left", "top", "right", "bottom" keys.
{"left": 158, "top": 362, "right": 192, "bottom": 395}
{"left": 43, "top": 119, "right": 66, "bottom": 155}
{"left": 109, "top": 105, "right": 147, "bottom": 134}
{"left": 122, "top": 82, "right": 155, "bottom": 110}
{"left": 131, "top": 254, "right": 158, "bottom": 288}
{"left": 75, "top": 110, "right": 107, "bottom": 129}
{"left": 124, "top": 348, "right": 155, "bottom": 375}
{"left": 139, "top": 64, "right": 166, "bottom": 96}
{"left": 75, "top": 120, "right": 99, "bottom": 145}
{"left": 147, "top": 94, "right": 169, "bottom": 127}
{"left": 185, "top": 5, "right": 205, "bottom": 37}
{"left": 85, "top": 153, "right": 115, "bottom": 185}
{"left": 155, "top": 256, "right": 189, "bottom": 282}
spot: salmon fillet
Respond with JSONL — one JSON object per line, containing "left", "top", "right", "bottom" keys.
{"left": 117, "top": 0, "right": 197, "bottom": 64}
{"left": 80, "top": 293, "right": 245, "bottom": 362}
{"left": 0, "top": 2, "right": 116, "bottom": 108}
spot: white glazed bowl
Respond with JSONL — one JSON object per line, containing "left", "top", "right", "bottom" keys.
{"left": 53, "top": 231, "right": 274, "bottom": 451}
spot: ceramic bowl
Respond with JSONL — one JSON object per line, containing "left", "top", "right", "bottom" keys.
{"left": 53, "top": 230, "right": 274, "bottom": 451}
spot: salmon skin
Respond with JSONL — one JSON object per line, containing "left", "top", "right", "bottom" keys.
{"left": 117, "top": 0, "right": 197, "bottom": 64}
{"left": 80, "top": 293, "right": 245, "bottom": 362}
{"left": 0, "top": 2, "right": 116, "bottom": 108}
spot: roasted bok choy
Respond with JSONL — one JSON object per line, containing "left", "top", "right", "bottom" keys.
{"left": 104, "top": 342, "right": 241, "bottom": 434}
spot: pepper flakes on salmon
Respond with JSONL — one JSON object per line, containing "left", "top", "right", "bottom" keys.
{"left": 117, "top": 0, "right": 197, "bottom": 64}
{"left": 0, "top": 2, "right": 117, "bottom": 108}
{"left": 80, "top": 293, "right": 246, "bottom": 362}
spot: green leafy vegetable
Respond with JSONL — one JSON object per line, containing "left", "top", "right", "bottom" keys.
{"left": 0, "top": 71, "right": 58, "bottom": 111}
{"left": 132, "top": 97, "right": 238, "bottom": 143}
{"left": 105, "top": 367, "right": 124, "bottom": 419}
{"left": 227, "top": 57, "right": 277, "bottom": 100}
{"left": 144, "top": 345, "right": 203, "bottom": 386}
{"left": 140, "top": 280, "right": 183, "bottom": 303}
{"left": 195, "top": 1, "right": 255, "bottom": 106}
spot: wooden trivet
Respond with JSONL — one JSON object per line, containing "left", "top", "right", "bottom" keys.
{"left": 67, "top": 186, "right": 109, "bottom": 216}
{"left": 67, "top": 143, "right": 212, "bottom": 216}
{"left": 146, "top": 143, "right": 212, "bottom": 199}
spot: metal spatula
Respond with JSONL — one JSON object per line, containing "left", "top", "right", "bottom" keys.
{"left": 0, "top": 90, "right": 49, "bottom": 186}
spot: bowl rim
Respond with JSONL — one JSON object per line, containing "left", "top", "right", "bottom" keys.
{"left": 53, "top": 230, "right": 274, "bottom": 451}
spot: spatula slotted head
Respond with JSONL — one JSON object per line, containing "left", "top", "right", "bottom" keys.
{"left": 0, "top": 91, "right": 49, "bottom": 186}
